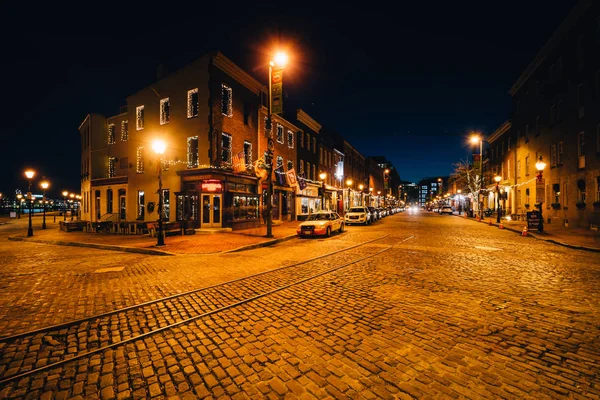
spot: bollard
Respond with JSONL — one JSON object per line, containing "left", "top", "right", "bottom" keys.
{"left": 499, "top": 222, "right": 504, "bottom": 229}
{"left": 522, "top": 226, "right": 528, "bottom": 236}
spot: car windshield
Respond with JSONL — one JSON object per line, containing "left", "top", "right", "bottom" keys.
{"left": 349, "top": 208, "right": 365, "bottom": 213}
{"left": 307, "top": 213, "right": 332, "bottom": 221}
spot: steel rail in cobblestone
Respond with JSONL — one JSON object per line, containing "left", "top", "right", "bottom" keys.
{"left": 0, "top": 234, "right": 390, "bottom": 344}
{"left": 0, "top": 234, "right": 414, "bottom": 387}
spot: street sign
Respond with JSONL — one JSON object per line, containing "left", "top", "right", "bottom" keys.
{"left": 536, "top": 178, "right": 545, "bottom": 203}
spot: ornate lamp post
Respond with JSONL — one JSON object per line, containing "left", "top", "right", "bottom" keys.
{"left": 358, "top": 184, "right": 364, "bottom": 206}
{"left": 152, "top": 139, "right": 167, "bottom": 246}
{"left": 535, "top": 156, "right": 547, "bottom": 233}
{"left": 369, "top": 187, "right": 373, "bottom": 207}
{"left": 40, "top": 180, "right": 49, "bottom": 229}
{"left": 69, "top": 193, "right": 75, "bottom": 220}
{"left": 346, "top": 179, "right": 353, "bottom": 211}
{"left": 16, "top": 193, "right": 22, "bottom": 218}
{"left": 62, "top": 191, "right": 68, "bottom": 221}
{"left": 24, "top": 169, "right": 35, "bottom": 237}
{"left": 319, "top": 171, "right": 327, "bottom": 210}
{"left": 494, "top": 175, "right": 502, "bottom": 223}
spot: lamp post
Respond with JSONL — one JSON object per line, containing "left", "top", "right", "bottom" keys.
{"left": 346, "top": 179, "right": 353, "bottom": 210}
{"left": 40, "top": 180, "right": 49, "bottom": 229}
{"left": 470, "top": 134, "right": 483, "bottom": 219}
{"left": 383, "top": 169, "right": 389, "bottom": 206}
{"left": 535, "top": 156, "right": 547, "bottom": 233}
{"left": 319, "top": 172, "right": 327, "bottom": 210}
{"left": 62, "top": 191, "right": 68, "bottom": 221}
{"left": 152, "top": 139, "right": 167, "bottom": 246}
{"left": 265, "top": 51, "right": 288, "bottom": 238}
{"left": 16, "top": 194, "right": 22, "bottom": 218}
{"left": 358, "top": 184, "right": 364, "bottom": 206}
{"left": 69, "top": 193, "right": 75, "bottom": 220}
{"left": 494, "top": 175, "right": 502, "bottom": 223}
{"left": 25, "top": 169, "right": 35, "bottom": 237}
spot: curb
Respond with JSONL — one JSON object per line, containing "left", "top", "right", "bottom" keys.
{"left": 457, "top": 215, "right": 600, "bottom": 253}
{"left": 222, "top": 234, "right": 298, "bottom": 253}
{"left": 8, "top": 236, "right": 175, "bottom": 256}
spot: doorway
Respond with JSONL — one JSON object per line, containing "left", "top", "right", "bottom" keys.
{"left": 201, "top": 194, "right": 222, "bottom": 228}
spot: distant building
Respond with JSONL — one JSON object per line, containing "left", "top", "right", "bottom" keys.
{"left": 399, "top": 181, "right": 419, "bottom": 205}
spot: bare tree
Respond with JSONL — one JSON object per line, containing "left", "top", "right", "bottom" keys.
{"left": 449, "top": 159, "right": 484, "bottom": 216}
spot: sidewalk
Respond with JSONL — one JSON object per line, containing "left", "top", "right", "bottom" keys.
{"left": 5, "top": 217, "right": 299, "bottom": 255}
{"left": 458, "top": 213, "right": 600, "bottom": 252}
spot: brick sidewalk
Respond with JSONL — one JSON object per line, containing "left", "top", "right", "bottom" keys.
{"left": 458, "top": 213, "right": 600, "bottom": 251}
{"left": 6, "top": 217, "right": 299, "bottom": 255}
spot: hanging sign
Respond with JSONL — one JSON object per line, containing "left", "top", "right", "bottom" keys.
{"left": 271, "top": 67, "right": 283, "bottom": 115}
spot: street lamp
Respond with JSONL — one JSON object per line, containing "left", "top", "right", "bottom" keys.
{"left": 40, "top": 180, "right": 49, "bottom": 229}
{"left": 265, "top": 51, "right": 288, "bottom": 238}
{"left": 16, "top": 193, "right": 22, "bottom": 218}
{"left": 494, "top": 175, "right": 502, "bottom": 223}
{"left": 346, "top": 179, "right": 353, "bottom": 210}
{"left": 358, "top": 184, "right": 364, "bottom": 206}
{"left": 62, "top": 191, "right": 68, "bottom": 221}
{"left": 24, "top": 170, "right": 35, "bottom": 237}
{"left": 535, "top": 156, "right": 547, "bottom": 233}
{"left": 319, "top": 171, "right": 327, "bottom": 210}
{"left": 470, "top": 134, "right": 483, "bottom": 219}
{"left": 69, "top": 193, "right": 75, "bottom": 220}
{"left": 152, "top": 139, "right": 167, "bottom": 246}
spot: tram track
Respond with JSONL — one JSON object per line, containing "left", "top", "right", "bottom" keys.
{"left": 0, "top": 234, "right": 414, "bottom": 387}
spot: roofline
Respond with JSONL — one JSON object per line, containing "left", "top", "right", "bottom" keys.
{"left": 509, "top": 0, "right": 592, "bottom": 96}
{"left": 487, "top": 121, "right": 512, "bottom": 144}
{"left": 296, "top": 109, "right": 322, "bottom": 133}
{"left": 78, "top": 114, "right": 91, "bottom": 131}
{"left": 212, "top": 52, "right": 264, "bottom": 95}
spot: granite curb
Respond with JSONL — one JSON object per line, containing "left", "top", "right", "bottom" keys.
{"left": 456, "top": 214, "right": 600, "bottom": 253}
{"left": 221, "top": 234, "right": 298, "bottom": 253}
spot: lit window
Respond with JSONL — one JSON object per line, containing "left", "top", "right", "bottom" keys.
{"left": 108, "top": 124, "right": 115, "bottom": 144}
{"left": 136, "top": 106, "right": 144, "bottom": 130}
{"left": 221, "top": 84, "right": 233, "bottom": 117}
{"left": 136, "top": 147, "right": 144, "bottom": 173}
{"left": 244, "top": 141, "right": 252, "bottom": 167}
{"left": 222, "top": 133, "right": 232, "bottom": 164}
{"left": 108, "top": 157, "right": 116, "bottom": 178}
{"left": 277, "top": 124, "right": 284, "bottom": 144}
{"left": 550, "top": 144, "right": 557, "bottom": 167}
{"left": 137, "top": 191, "right": 145, "bottom": 219}
{"left": 160, "top": 98, "right": 170, "bottom": 125}
{"left": 187, "top": 88, "right": 199, "bottom": 118}
{"left": 121, "top": 121, "right": 128, "bottom": 142}
{"left": 187, "top": 136, "right": 198, "bottom": 168}
{"left": 287, "top": 130, "right": 294, "bottom": 148}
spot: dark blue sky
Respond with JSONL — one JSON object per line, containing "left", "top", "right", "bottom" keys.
{"left": 1, "top": 1, "right": 577, "bottom": 196}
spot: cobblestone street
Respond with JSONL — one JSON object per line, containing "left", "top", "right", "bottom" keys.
{"left": 0, "top": 212, "right": 599, "bottom": 399}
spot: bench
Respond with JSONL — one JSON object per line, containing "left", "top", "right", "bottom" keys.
{"left": 147, "top": 221, "right": 183, "bottom": 237}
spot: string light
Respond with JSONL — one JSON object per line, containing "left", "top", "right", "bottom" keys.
{"left": 121, "top": 120, "right": 129, "bottom": 142}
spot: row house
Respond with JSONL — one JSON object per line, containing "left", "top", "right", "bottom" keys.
{"left": 508, "top": 0, "right": 600, "bottom": 229}
{"left": 485, "top": 121, "right": 515, "bottom": 215}
{"left": 318, "top": 127, "right": 345, "bottom": 212}
{"left": 343, "top": 142, "right": 367, "bottom": 209}
{"left": 294, "top": 109, "right": 321, "bottom": 217}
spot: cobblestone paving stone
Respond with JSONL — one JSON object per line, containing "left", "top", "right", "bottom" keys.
{"left": 0, "top": 212, "right": 599, "bottom": 398}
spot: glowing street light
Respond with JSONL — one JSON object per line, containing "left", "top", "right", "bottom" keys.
{"left": 70, "top": 193, "right": 75, "bottom": 221}
{"left": 152, "top": 139, "right": 167, "bottom": 246}
{"left": 62, "top": 191, "right": 69, "bottom": 221}
{"left": 319, "top": 171, "right": 327, "bottom": 210}
{"left": 494, "top": 175, "right": 502, "bottom": 223}
{"left": 535, "top": 156, "right": 546, "bottom": 233}
{"left": 470, "top": 133, "right": 483, "bottom": 219}
{"left": 16, "top": 193, "right": 22, "bottom": 219}
{"left": 24, "top": 169, "right": 35, "bottom": 237}
{"left": 40, "top": 180, "right": 49, "bottom": 229}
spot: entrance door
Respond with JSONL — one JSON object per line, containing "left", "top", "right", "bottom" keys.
{"left": 119, "top": 196, "right": 126, "bottom": 220}
{"left": 201, "top": 194, "right": 222, "bottom": 228}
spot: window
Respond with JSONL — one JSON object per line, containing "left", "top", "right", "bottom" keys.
{"left": 312, "top": 137, "right": 316, "bottom": 153}
{"left": 306, "top": 162, "right": 311, "bottom": 179}
{"left": 305, "top": 133, "right": 310, "bottom": 149}
{"left": 108, "top": 157, "right": 116, "bottom": 178}
{"left": 221, "top": 133, "right": 232, "bottom": 164}
{"left": 276, "top": 124, "right": 284, "bottom": 144}
{"left": 596, "top": 177, "right": 600, "bottom": 202}
{"left": 221, "top": 83, "right": 233, "bottom": 117}
{"left": 299, "top": 131, "right": 304, "bottom": 148}
{"left": 579, "top": 187, "right": 586, "bottom": 203}
{"left": 320, "top": 147, "right": 323, "bottom": 163}
{"left": 162, "top": 189, "right": 170, "bottom": 220}
{"left": 107, "top": 189, "right": 113, "bottom": 214}
{"left": 558, "top": 141, "right": 563, "bottom": 164}
{"left": 507, "top": 158, "right": 511, "bottom": 179}
{"left": 550, "top": 144, "right": 557, "bottom": 167}
{"left": 187, "top": 136, "right": 199, "bottom": 168}
{"left": 276, "top": 156, "right": 283, "bottom": 169}
{"left": 121, "top": 121, "right": 128, "bottom": 142}
{"left": 187, "top": 88, "right": 199, "bottom": 118}
{"left": 577, "top": 85, "right": 584, "bottom": 118}
{"left": 299, "top": 159, "right": 304, "bottom": 175}
{"left": 108, "top": 124, "right": 115, "bottom": 144}
{"left": 244, "top": 141, "right": 252, "bottom": 167}
{"left": 501, "top": 142, "right": 504, "bottom": 155}
{"left": 137, "top": 191, "right": 145, "bottom": 220}
{"left": 287, "top": 160, "right": 293, "bottom": 170}
{"left": 160, "top": 98, "right": 170, "bottom": 125}
{"left": 136, "top": 106, "right": 144, "bottom": 130}
{"left": 312, "top": 164, "right": 316, "bottom": 181}
{"left": 243, "top": 102, "right": 250, "bottom": 126}
{"left": 232, "top": 195, "right": 259, "bottom": 221}
{"left": 287, "top": 130, "right": 294, "bottom": 148}
{"left": 553, "top": 184, "right": 560, "bottom": 204}
{"left": 491, "top": 149, "right": 494, "bottom": 160}
{"left": 525, "top": 155, "right": 530, "bottom": 176}
{"left": 136, "top": 147, "right": 144, "bottom": 174}
{"left": 578, "top": 132, "right": 585, "bottom": 157}
{"left": 516, "top": 100, "right": 520, "bottom": 116}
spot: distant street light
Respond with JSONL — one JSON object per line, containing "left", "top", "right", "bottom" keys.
{"left": 470, "top": 134, "right": 483, "bottom": 219}
{"left": 24, "top": 169, "right": 35, "bottom": 237}
{"left": 319, "top": 171, "right": 327, "bottom": 210}
{"left": 535, "top": 156, "right": 547, "bottom": 233}
{"left": 70, "top": 193, "right": 75, "bottom": 220}
{"left": 358, "top": 184, "right": 364, "bottom": 206}
{"left": 16, "top": 193, "right": 22, "bottom": 218}
{"left": 494, "top": 175, "right": 502, "bottom": 223}
{"left": 40, "top": 180, "right": 49, "bottom": 229}
{"left": 152, "top": 139, "right": 167, "bottom": 246}
{"left": 62, "top": 191, "right": 68, "bottom": 221}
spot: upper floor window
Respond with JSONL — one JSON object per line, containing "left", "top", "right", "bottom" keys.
{"left": 108, "top": 157, "right": 116, "bottom": 178}
{"left": 508, "top": 137, "right": 511, "bottom": 151}
{"left": 312, "top": 137, "right": 316, "bottom": 153}
{"left": 136, "top": 106, "right": 144, "bottom": 130}
{"left": 550, "top": 144, "right": 557, "bottom": 167}
{"left": 578, "top": 131, "right": 585, "bottom": 157}
{"left": 221, "top": 84, "right": 233, "bottom": 117}
{"left": 121, "top": 121, "right": 129, "bottom": 142}
{"left": 160, "top": 98, "right": 170, "bottom": 125}
{"left": 136, "top": 147, "right": 144, "bottom": 173}
{"left": 187, "top": 136, "right": 199, "bottom": 168}
{"left": 108, "top": 124, "right": 115, "bottom": 144}
{"left": 558, "top": 141, "right": 564, "bottom": 164}
{"left": 305, "top": 133, "right": 310, "bottom": 149}
{"left": 276, "top": 124, "right": 284, "bottom": 144}
{"left": 221, "top": 132, "right": 232, "bottom": 164}
{"left": 299, "top": 131, "right": 304, "bottom": 148}
{"left": 187, "top": 88, "right": 199, "bottom": 118}
{"left": 287, "top": 130, "right": 294, "bottom": 148}
{"left": 525, "top": 155, "right": 530, "bottom": 176}
{"left": 244, "top": 141, "right": 252, "bottom": 167}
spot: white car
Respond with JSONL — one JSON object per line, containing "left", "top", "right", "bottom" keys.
{"left": 344, "top": 206, "right": 371, "bottom": 225}
{"left": 297, "top": 211, "right": 345, "bottom": 237}
{"left": 440, "top": 206, "right": 453, "bottom": 215}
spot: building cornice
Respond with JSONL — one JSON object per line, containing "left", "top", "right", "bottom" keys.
{"left": 487, "top": 121, "right": 512, "bottom": 144}
{"left": 78, "top": 114, "right": 91, "bottom": 131}
{"left": 213, "top": 52, "right": 264, "bottom": 95}
{"left": 509, "top": 0, "right": 592, "bottom": 96}
{"left": 296, "top": 109, "right": 322, "bottom": 133}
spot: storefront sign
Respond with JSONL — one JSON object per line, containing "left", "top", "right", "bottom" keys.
{"left": 201, "top": 180, "right": 222, "bottom": 192}
{"left": 526, "top": 211, "right": 541, "bottom": 230}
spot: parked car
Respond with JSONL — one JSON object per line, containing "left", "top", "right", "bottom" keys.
{"left": 440, "top": 206, "right": 453, "bottom": 215}
{"left": 297, "top": 211, "right": 344, "bottom": 237}
{"left": 368, "top": 206, "right": 379, "bottom": 221}
{"left": 377, "top": 207, "right": 387, "bottom": 217}
{"left": 345, "top": 206, "right": 371, "bottom": 225}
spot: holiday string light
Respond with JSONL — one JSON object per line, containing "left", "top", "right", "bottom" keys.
{"left": 187, "top": 88, "right": 199, "bottom": 118}
{"left": 121, "top": 120, "right": 129, "bottom": 142}
{"left": 221, "top": 84, "right": 233, "bottom": 117}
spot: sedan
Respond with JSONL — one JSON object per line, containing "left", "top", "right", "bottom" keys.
{"left": 440, "top": 206, "right": 453, "bottom": 215}
{"left": 297, "top": 211, "right": 344, "bottom": 237}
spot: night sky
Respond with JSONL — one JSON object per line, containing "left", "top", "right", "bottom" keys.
{"left": 1, "top": 1, "right": 578, "bottom": 198}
